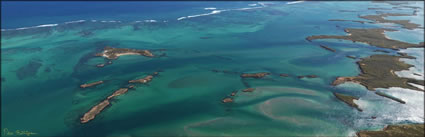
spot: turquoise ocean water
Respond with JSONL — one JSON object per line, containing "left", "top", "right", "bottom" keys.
{"left": 1, "top": 1, "right": 424, "bottom": 136}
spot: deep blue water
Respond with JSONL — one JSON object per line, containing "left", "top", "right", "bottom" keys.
{"left": 1, "top": 1, "right": 262, "bottom": 29}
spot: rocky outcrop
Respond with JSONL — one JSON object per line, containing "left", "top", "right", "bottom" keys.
{"left": 357, "top": 124, "right": 424, "bottom": 137}
{"left": 80, "top": 100, "right": 110, "bottom": 124}
{"left": 346, "top": 55, "right": 357, "bottom": 59}
{"left": 222, "top": 98, "right": 233, "bottom": 103}
{"left": 241, "top": 72, "right": 270, "bottom": 79}
{"left": 242, "top": 88, "right": 255, "bottom": 92}
{"left": 107, "top": 88, "right": 129, "bottom": 100}
{"left": 375, "top": 91, "right": 406, "bottom": 104}
{"left": 129, "top": 75, "right": 153, "bottom": 84}
{"left": 319, "top": 45, "right": 336, "bottom": 52}
{"left": 80, "top": 81, "right": 104, "bottom": 88}
{"left": 80, "top": 72, "right": 159, "bottom": 124}
{"left": 333, "top": 92, "right": 362, "bottom": 112}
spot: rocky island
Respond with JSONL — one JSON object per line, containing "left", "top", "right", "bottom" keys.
{"left": 307, "top": 28, "right": 424, "bottom": 50}
{"left": 95, "top": 46, "right": 154, "bottom": 60}
{"left": 357, "top": 124, "right": 424, "bottom": 137}
{"left": 129, "top": 75, "right": 153, "bottom": 84}
{"left": 242, "top": 88, "right": 255, "bottom": 92}
{"left": 80, "top": 72, "right": 159, "bottom": 124}
{"left": 80, "top": 81, "right": 104, "bottom": 88}
{"left": 332, "top": 54, "right": 424, "bottom": 92}
{"left": 319, "top": 45, "right": 336, "bottom": 52}
{"left": 333, "top": 92, "right": 362, "bottom": 112}
{"left": 240, "top": 72, "right": 270, "bottom": 79}
{"left": 222, "top": 97, "right": 233, "bottom": 103}
{"left": 359, "top": 13, "right": 422, "bottom": 30}
{"left": 375, "top": 91, "right": 406, "bottom": 104}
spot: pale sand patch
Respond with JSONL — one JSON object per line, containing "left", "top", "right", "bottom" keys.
{"left": 257, "top": 97, "right": 328, "bottom": 126}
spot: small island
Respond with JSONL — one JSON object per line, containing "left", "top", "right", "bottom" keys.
{"left": 95, "top": 46, "right": 154, "bottom": 60}
{"left": 346, "top": 55, "right": 357, "bottom": 59}
{"left": 242, "top": 88, "right": 255, "bottom": 92}
{"left": 80, "top": 72, "right": 159, "bottom": 124}
{"left": 240, "top": 72, "right": 270, "bottom": 79}
{"left": 129, "top": 75, "right": 154, "bottom": 84}
{"left": 222, "top": 97, "right": 233, "bottom": 103}
{"left": 333, "top": 92, "right": 362, "bottom": 112}
{"left": 375, "top": 91, "right": 406, "bottom": 104}
{"left": 80, "top": 81, "right": 104, "bottom": 88}
{"left": 319, "top": 45, "right": 336, "bottom": 52}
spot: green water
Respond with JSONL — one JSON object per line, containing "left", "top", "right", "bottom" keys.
{"left": 1, "top": 1, "right": 424, "bottom": 136}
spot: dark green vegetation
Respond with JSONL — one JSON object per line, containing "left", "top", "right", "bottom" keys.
{"left": 307, "top": 28, "right": 424, "bottom": 50}
{"left": 333, "top": 92, "right": 362, "bottom": 112}
{"left": 357, "top": 124, "right": 424, "bottom": 137}
{"left": 334, "top": 54, "right": 424, "bottom": 91}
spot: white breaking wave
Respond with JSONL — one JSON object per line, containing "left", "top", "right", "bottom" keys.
{"left": 204, "top": 7, "right": 216, "bottom": 10}
{"left": 177, "top": 3, "right": 269, "bottom": 21}
{"left": 100, "top": 20, "right": 120, "bottom": 23}
{"left": 177, "top": 10, "right": 225, "bottom": 20}
{"left": 144, "top": 20, "right": 157, "bottom": 22}
{"left": 248, "top": 4, "right": 257, "bottom": 6}
{"left": 287, "top": 1, "right": 305, "bottom": 5}
{"left": 64, "top": 20, "right": 86, "bottom": 24}
{"left": 3, "top": 23, "right": 59, "bottom": 31}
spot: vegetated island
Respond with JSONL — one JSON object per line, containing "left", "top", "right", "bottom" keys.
{"left": 333, "top": 92, "right": 362, "bottom": 112}
{"left": 332, "top": 54, "right": 424, "bottom": 92}
{"left": 80, "top": 73, "right": 158, "bottom": 124}
{"left": 95, "top": 46, "right": 154, "bottom": 60}
{"left": 357, "top": 124, "right": 424, "bottom": 137}
{"left": 359, "top": 13, "right": 422, "bottom": 30}
{"left": 307, "top": 28, "right": 424, "bottom": 50}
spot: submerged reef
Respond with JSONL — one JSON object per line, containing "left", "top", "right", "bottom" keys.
{"left": 16, "top": 59, "right": 42, "bottom": 80}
